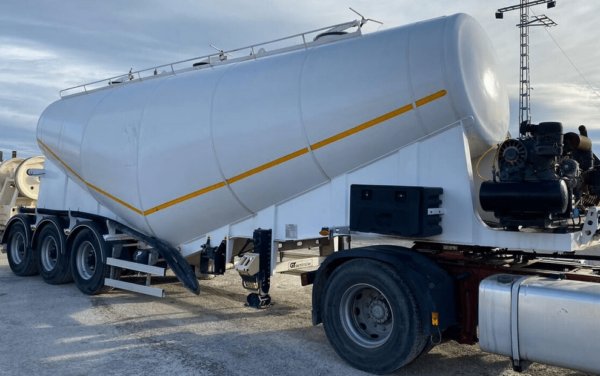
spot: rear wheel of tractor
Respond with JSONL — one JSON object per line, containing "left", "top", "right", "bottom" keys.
{"left": 37, "top": 221, "right": 72, "bottom": 284}
{"left": 70, "top": 224, "right": 111, "bottom": 295}
{"left": 6, "top": 218, "right": 38, "bottom": 276}
{"left": 322, "top": 259, "right": 427, "bottom": 374}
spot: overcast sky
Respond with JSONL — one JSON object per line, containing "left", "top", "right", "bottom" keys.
{"left": 1, "top": 0, "right": 598, "bottom": 157}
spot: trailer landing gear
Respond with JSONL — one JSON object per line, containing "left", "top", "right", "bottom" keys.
{"left": 235, "top": 229, "right": 272, "bottom": 309}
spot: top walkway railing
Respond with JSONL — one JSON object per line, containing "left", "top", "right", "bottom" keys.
{"left": 59, "top": 20, "right": 366, "bottom": 98}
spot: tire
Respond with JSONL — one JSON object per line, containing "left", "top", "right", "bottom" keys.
{"left": 322, "top": 259, "right": 427, "bottom": 374}
{"left": 69, "top": 224, "right": 111, "bottom": 295}
{"left": 6, "top": 218, "right": 38, "bottom": 276}
{"left": 36, "top": 221, "right": 72, "bottom": 284}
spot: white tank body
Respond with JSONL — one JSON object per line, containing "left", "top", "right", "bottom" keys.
{"left": 36, "top": 13, "right": 509, "bottom": 245}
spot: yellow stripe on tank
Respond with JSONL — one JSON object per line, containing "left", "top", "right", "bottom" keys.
{"left": 37, "top": 140, "right": 144, "bottom": 215}
{"left": 309, "top": 103, "right": 414, "bottom": 150}
{"left": 415, "top": 89, "right": 447, "bottom": 107}
{"left": 37, "top": 89, "right": 447, "bottom": 216}
{"left": 143, "top": 181, "right": 227, "bottom": 215}
{"left": 226, "top": 148, "right": 311, "bottom": 185}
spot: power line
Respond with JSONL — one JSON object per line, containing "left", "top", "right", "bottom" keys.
{"left": 531, "top": 8, "right": 600, "bottom": 100}
{"left": 541, "top": 29, "right": 600, "bottom": 99}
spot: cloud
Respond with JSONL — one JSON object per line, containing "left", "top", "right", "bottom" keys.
{"left": 0, "top": 0, "right": 598, "bottom": 159}
{"left": 0, "top": 36, "right": 124, "bottom": 157}
{"left": 0, "top": 119, "right": 39, "bottom": 157}
{"left": 505, "top": 81, "right": 600, "bottom": 137}
{"left": 0, "top": 45, "right": 55, "bottom": 61}
{"left": 529, "top": 83, "right": 600, "bottom": 127}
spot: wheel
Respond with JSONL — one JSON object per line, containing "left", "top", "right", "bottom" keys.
{"left": 69, "top": 224, "right": 111, "bottom": 295}
{"left": 36, "top": 221, "right": 71, "bottom": 284}
{"left": 322, "top": 259, "right": 427, "bottom": 374}
{"left": 6, "top": 217, "right": 38, "bottom": 276}
{"left": 246, "top": 293, "right": 271, "bottom": 308}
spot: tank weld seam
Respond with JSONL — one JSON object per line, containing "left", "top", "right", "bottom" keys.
{"left": 226, "top": 148, "right": 310, "bottom": 185}
{"left": 37, "top": 89, "right": 447, "bottom": 216}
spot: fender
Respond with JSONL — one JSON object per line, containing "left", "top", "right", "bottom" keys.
{"left": 31, "top": 216, "right": 67, "bottom": 254}
{"left": 65, "top": 221, "right": 108, "bottom": 258}
{"left": 1, "top": 214, "right": 34, "bottom": 245}
{"left": 311, "top": 245, "right": 456, "bottom": 336}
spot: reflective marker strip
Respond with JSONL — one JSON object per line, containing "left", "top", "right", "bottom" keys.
{"left": 38, "top": 89, "right": 447, "bottom": 216}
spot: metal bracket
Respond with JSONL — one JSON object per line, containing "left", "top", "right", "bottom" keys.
{"left": 199, "top": 238, "right": 226, "bottom": 275}
{"left": 104, "top": 278, "right": 164, "bottom": 298}
{"left": 26, "top": 168, "right": 45, "bottom": 176}
{"left": 235, "top": 253, "right": 260, "bottom": 276}
{"left": 275, "top": 256, "right": 324, "bottom": 273}
{"left": 103, "top": 233, "right": 136, "bottom": 242}
{"left": 330, "top": 226, "right": 351, "bottom": 237}
{"left": 106, "top": 257, "right": 166, "bottom": 276}
{"left": 576, "top": 207, "right": 600, "bottom": 245}
{"left": 427, "top": 208, "right": 446, "bottom": 215}
{"left": 510, "top": 276, "right": 530, "bottom": 372}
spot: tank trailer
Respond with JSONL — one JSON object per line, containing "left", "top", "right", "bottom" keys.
{"left": 3, "top": 13, "right": 600, "bottom": 374}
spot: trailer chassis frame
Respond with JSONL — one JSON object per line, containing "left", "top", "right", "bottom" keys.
{"left": 412, "top": 241, "right": 600, "bottom": 344}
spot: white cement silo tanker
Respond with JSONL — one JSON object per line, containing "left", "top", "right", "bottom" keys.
{"left": 35, "top": 13, "right": 508, "bottom": 247}
{"left": 5, "top": 12, "right": 600, "bottom": 375}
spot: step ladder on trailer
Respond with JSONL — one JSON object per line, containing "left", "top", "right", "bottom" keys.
{"left": 103, "top": 233, "right": 167, "bottom": 298}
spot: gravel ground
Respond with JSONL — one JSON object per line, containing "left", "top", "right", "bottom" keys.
{"left": 0, "top": 254, "right": 589, "bottom": 376}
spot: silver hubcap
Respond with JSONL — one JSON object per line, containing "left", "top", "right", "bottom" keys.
{"left": 340, "top": 283, "right": 394, "bottom": 348}
{"left": 76, "top": 241, "right": 96, "bottom": 280}
{"left": 40, "top": 236, "right": 59, "bottom": 271}
{"left": 9, "top": 232, "right": 26, "bottom": 264}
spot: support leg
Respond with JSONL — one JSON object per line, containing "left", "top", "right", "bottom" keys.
{"left": 239, "top": 229, "right": 272, "bottom": 309}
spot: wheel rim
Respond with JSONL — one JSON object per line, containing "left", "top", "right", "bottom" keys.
{"left": 40, "top": 235, "right": 59, "bottom": 271}
{"left": 339, "top": 283, "right": 394, "bottom": 348}
{"left": 9, "top": 231, "right": 26, "bottom": 264}
{"left": 76, "top": 240, "right": 96, "bottom": 280}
